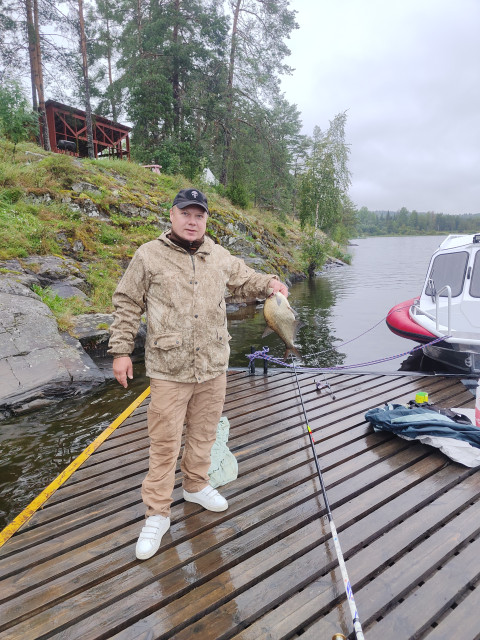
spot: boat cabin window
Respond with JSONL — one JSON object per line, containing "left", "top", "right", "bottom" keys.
{"left": 470, "top": 251, "right": 480, "bottom": 298}
{"left": 424, "top": 251, "right": 468, "bottom": 298}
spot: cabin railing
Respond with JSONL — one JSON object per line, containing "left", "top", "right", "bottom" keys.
{"left": 435, "top": 285, "right": 452, "bottom": 332}
{"left": 412, "top": 285, "right": 452, "bottom": 334}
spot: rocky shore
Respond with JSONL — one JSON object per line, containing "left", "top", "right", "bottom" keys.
{"left": 0, "top": 255, "right": 140, "bottom": 418}
{"left": 0, "top": 143, "right": 353, "bottom": 418}
{"left": 1, "top": 253, "right": 312, "bottom": 418}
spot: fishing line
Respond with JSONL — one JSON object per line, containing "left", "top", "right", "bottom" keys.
{"left": 292, "top": 302, "right": 413, "bottom": 362}
{"left": 291, "top": 358, "right": 365, "bottom": 640}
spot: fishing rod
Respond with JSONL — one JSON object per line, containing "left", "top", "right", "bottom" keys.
{"left": 291, "top": 358, "right": 365, "bottom": 640}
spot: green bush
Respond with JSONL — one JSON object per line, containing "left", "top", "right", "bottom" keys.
{"left": 213, "top": 183, "right": 226, "bottom": 198}
{"left": 99, "top": 223, "right": 124, "bottom": 246}
{"left": 301, "top": 232, "right": 328, "bottom": 278}
{"left": 0, "top": 201, "right": 60, "bottom": 259}
{"left": 39, "top": 154, "right": 77, "bottom": 188}
{"left": 276, "top": 224, "right": 286, "bottom": 238}
{"left": 331, "top": 245, "right": 352, "bottom": 265}
{"left": 226, "top": 183, "right": 249, "bottom": 208}
{"left": 1, "top": 187, "right": 23, "bottom": 204}
{"left": 131, "top": 136, "right": 203, "bottom": 180}
{"left": 87, "top": 258, "right": 122, "bottom": 311}
{"left": 31, "top": 284, "right": 89, "bottom": 331}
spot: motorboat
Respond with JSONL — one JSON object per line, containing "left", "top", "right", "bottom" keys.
{"left": 386, "top": 233, "right": 480, "bottom": 373}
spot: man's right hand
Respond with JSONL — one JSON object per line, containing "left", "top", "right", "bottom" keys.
{"left": 113, "top": 356, "right": 133, "bottom": 388}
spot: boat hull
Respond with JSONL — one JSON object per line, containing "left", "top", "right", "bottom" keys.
{"left": 386, "top": 298, "right": 436, "bottom": 344}
{"left": 423, "top": 342, "right": 480, "bottom": 374}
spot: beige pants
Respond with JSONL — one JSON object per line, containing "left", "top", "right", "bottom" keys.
{"left": 142, "top": 373, "right": 227, "bottom": 517}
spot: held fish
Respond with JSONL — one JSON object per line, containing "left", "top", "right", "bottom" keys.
{"left": 262, "top": 291, "right": 303, "bottom": 359}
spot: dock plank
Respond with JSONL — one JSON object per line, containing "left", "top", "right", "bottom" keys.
{"left": 422, "top": 582, "right": 480, "bottom": 640}
{"left": 365, "top": 535, "right": 480, "bottom": 640}
{"left": 232, "top": 472, "right": 480, "bottom": 640}
{"left": 299, "top": 474, "right": 480, "bottom": 638}
{"left": 0, "top": 370, "right": 477, "bottom": 639}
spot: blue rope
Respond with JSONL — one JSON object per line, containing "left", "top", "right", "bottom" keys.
{"left": 246, "top": 335, "right": 449, "bottom": 373}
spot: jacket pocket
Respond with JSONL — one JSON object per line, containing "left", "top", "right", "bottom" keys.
{"left": 205, "top": 328, "right": 231, "bottom": 372}
{"left": 152, "top": 332, "right": 183, "bottom": 350}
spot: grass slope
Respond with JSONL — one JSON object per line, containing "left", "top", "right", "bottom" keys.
{"left": 0, "top": 140, "right": 309, "bottom": 328}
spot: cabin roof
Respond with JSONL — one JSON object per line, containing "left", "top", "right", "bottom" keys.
{"left": 439, "top": 233, "right": 480, "bottom": 251}
{"left": 45, "top": 100, "right": 132, "bottom": 131}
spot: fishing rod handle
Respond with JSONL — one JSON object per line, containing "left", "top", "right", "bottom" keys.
{"left": 329, "top": 520, "right": 365, "bottom": 640}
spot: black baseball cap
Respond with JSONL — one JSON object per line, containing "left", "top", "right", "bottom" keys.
{"left": 172, "top": 188, "right": 208, "bottom": 213}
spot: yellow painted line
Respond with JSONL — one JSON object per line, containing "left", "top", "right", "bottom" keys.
{"left": 0, "top": 386, "right": 151, "bottom": 549}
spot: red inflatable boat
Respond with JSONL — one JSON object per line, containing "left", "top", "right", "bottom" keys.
{"left": 386, "top": 298, "right": 436, "bottom": 344}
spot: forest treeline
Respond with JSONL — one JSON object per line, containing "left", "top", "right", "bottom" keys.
{"left": 0, "top": 0, "right": 355, "bottom": 242}
{"left": 357, "top": 206, "right": 480, "bottom": 237}
{"left": 3, "top": 1, "right": 476, "bottom": 244}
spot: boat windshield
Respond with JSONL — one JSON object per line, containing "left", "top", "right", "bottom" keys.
{"left": 470, "top": 251, "right": 480, "bottom": 298}
{"left": 424, "top": 251, "right": 469, "bottom": 298}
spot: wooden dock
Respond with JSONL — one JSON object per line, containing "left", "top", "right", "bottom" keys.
{"left": 0, "top": 369, "right": 479, "bottom": 639}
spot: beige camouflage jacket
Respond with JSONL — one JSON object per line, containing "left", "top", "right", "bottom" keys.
{"left": 108, "top": 232, "right": 277, "bottom": 383}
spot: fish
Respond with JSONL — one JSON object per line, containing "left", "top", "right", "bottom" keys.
{"left": 262, "top": 291, "right": 303, "bottom": 359}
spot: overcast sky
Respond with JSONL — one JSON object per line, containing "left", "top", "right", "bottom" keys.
{"left": 280, "top": 0, "right": 480, "bottom": 215}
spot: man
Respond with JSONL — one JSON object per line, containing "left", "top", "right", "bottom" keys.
{"left": 109, "top": 188, "right": 288, "bottom": 560}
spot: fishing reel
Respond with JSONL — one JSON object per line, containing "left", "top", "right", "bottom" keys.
{"left": 332, "top": 634, "right": 347, "bottom": 640}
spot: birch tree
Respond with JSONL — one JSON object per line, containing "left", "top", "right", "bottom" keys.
{"left": 299, "top": 112, "right": 351, "bottom": 231}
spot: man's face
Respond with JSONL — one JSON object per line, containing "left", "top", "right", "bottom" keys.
{"left": 170, "top": 205, "right": 208, "bottom": 242}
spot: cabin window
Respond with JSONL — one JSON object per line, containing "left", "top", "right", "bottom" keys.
{"left": 424, "top": 251, "right": 468, "bottom": 298}
{"left": 470, "top": 251, "right": 480, "bottom": 298}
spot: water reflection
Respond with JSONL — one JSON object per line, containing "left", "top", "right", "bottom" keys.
{"left": 0, "top": 363, "right": 149, "bottom": 528}
{"left": 289, "top": 276, "right": 346, "bottom": 368}
{"left": 228, "top": 275, "right": 346, "bottom": 369}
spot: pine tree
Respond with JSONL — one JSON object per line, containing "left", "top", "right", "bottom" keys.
{"left": 86, "top": 0, "right": 123, "bottom": 121}
{"left": 220, "top": 0, "right": 298, "bottom": 186}
{"left": 25, "top": 0, "right": 50, "bottom": 149}
{"left": 116, "top": 0, "right": 228, "bottom": 176}
{"left": 75, "top": 0, "right": 94, "bottom": 157}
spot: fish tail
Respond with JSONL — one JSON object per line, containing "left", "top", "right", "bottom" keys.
{"left": 284, "top": 346, "right": 301, "bottom": 361}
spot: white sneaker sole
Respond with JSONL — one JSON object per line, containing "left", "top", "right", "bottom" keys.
{"left": 136, "top": 540, "right": 162, "bottom": 561}
{"left": 183, "top": 491, "right": 228, "bottom": 512}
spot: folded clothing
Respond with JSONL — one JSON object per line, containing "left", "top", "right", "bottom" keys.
{"left": 365, "top": 403, "right": 480, "bottom": 467}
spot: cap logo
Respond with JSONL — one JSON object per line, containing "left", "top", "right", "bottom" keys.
{"left": 191, "top": 190, "right": 198, "bottom": 199}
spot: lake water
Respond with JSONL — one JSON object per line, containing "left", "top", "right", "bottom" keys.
{"left": 229, "top": 234, "right": 445, "bottom": 370}
{"left": 0, "top": 235, "right": 447, "bottom": 529}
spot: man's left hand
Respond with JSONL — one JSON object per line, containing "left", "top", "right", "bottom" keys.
{"left": 268, "top": 279, "right": 289, "bottom": 297}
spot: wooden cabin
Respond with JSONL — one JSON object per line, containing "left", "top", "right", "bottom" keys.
{"left": 42, "top": 100, "right": 131, "bottom": 160}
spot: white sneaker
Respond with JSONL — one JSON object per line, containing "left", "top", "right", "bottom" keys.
{"left": 183, "top": 485, "right": 228, "bottom": 512}
{"left": 135, "top": 515, "right": 170, "bottom": 560}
